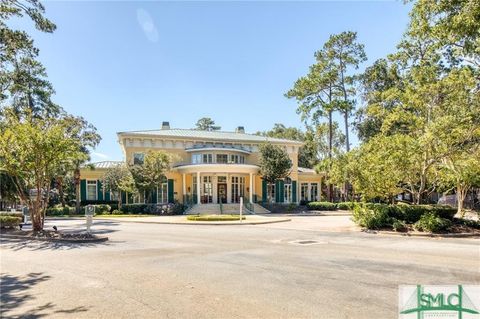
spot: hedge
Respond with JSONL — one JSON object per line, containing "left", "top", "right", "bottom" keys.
{"left": 306, "top": 202, "right": 338, "bottom": 211}
{"left": 121, "top": 203, "right": 185, "bottom": 215}
{"left": 0, "top": 216, "right": 22, "bottom": 228}
{"left": 0, "top": 212, "right": 23, "bottom": 218}
{"left": 46, "top": 206, "right": 76, "bottom": 216}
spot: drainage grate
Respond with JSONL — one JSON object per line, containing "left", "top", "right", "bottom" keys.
{"left": 297, "top": 240, "right": 318, "bottom": 245}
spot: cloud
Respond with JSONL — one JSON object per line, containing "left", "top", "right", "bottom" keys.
{"left": 92, "top": 152, "right": 109, "bottom": 160}
{"left": 137, "top": 8, "right": 159, "bottom": 43}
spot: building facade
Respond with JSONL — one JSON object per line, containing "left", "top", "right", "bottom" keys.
{"left": 79, "top": 122, "right": 323, "bottom": 206}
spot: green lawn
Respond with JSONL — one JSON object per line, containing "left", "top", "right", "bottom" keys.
{"left": 187, "top": 214, "right": 246, "bottom": 221}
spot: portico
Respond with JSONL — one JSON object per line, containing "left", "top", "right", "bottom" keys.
{"left": 174, "top": 164, "right": 258, "bottom": 204}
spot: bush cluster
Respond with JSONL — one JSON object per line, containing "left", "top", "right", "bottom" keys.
{"left": 120, "top": 202, "right": 185, "bottom": 215}
{"left": 0, "top": 212, "right": 23, "bottom": 218}
{"left": 352, "top": 203, "right": 457, "bottom": 232}
{"left": 306, "top": 202, "right": 338, "bottom": 211}
{"left": 46, "top": 206, "right": 76, "bottom": 216}
{"left": 0, "top": 216, "right": 22, "bottom": 228}
{"left": 414, "top": 213, "right": 452, "bottom": 233}
{"left": 306, "top": 201, "right": 358, "bottom": 211}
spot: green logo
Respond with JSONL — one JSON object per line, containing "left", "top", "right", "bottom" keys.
{"left": 399, "top": 285, "right": 480, "bottom": 319}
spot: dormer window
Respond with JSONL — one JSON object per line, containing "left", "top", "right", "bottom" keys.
{"left": 216, "top": 154, "right": 228, "bottom": 164}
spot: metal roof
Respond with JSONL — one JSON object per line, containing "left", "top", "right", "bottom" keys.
{"left": 84, "top": 161, "right": 123, "bottom": 169}
{"left": 298, "top": 167, "right": 317, "bottom": 174}
{"left": 117, "top": 128, "right": 303, "bottom": 145}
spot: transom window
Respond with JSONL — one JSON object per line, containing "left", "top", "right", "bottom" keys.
{"left": 86, "top": 180, "right": 97, "bottom": 200}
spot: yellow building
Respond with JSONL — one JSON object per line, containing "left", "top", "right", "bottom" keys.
{"left": 79, "top": 122, "right": 323, "bottom": 207}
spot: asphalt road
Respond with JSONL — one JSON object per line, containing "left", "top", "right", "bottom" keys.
{"left": 1, "top": 217, "right": 479, "bottom": 319}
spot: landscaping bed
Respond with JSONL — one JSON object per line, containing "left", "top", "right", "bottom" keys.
{"left": 0, "top": 229, "right": 108, "bottom": 243}
{"left": 351, "top": 202, "right": 479, "bottom": 235}
{"left": 187, "top": 214, "right": 247, "bottom": 221}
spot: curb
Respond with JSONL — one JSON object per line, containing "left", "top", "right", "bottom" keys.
{"left": 362, "top": 230, "right": 480, "bottom": 238}
{"left": 0, "top": 233, "right": 109, "bottom": 243}
{"left": 94, "top": 217, "right": 291, "bottom": 226}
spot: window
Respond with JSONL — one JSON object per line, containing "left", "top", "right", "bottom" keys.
{"left": 111, "top": 191, "right": 119, "bottom": 201}
{"left": 157, "top": 182, "right": 168, "bottom": 203}
{"left": 217, "top": 176, "right": 227, "bottom": 183}
{"left": 230, "top": 154, "right": 245, "bottom": 164}
{"left": 202, "top": 176, "right": 213, "bottom": 203}
{"left": 216, "top": 154, "right": 228, "bottom": 164}
{"left": 301, "top": 183, "right": 309, "bottom": 201}
{"left": 132, "top": 191, "right": 145, "bottom": 204}
{"left": 203, "top": 154, "right": 213, "bottom": 163}
{"left": 87, "top": 180, "right": 97, "bottom": 200}
{"left": 231, "top": 176, "right": 245, "bottom": 203}
{"left": 192, "top": 154, "right": 202, "bottom": 164}
{"left": 284, "top": 178, "right": 292, "bottom": 203}
{"left": 133, "top": 153, "right": 144, "bottom": 165}
{"left": 267, "top": 183, "right": 275, "bottom": 203}
{"left": 310, "top": 183, "right": 318, "bottom": 201}
{"left": 192, "top": 175, "right": 198, "bottom": 197}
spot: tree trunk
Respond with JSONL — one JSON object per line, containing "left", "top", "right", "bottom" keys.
{"left": 118, "top": 191, "right": 122, "bottom": 212}
{"left": 456, "top": 184, "right": 467, "bottom": 217}
{"left": 57, "top": 176, "right": 65, "bottom": 207}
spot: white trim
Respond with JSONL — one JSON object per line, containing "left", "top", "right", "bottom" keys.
{"left": 173, "top": 164, "right": 259, "bottom": 174}
{"left": 186, "top": 147, "right": 251, "bottom": 154}
{"left": 86, "top": 179, "right": 98, "bottom": 201}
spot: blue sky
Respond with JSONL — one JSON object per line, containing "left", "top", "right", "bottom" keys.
{"left": 19, "top": 1, "right": 411, "bottom": 162}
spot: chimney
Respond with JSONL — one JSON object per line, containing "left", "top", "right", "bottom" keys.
{"left": 162, "top": 121, "right": 170, "bottom": 130}
{"left": 235, "top": 126, "right": 245, "bottom": 134}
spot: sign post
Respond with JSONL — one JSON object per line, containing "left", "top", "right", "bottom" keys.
{"left": 85, "top": 205, "right": 94, "bottom": 233}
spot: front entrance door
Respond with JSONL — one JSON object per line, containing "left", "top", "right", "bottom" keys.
{"left": 218, "top": 183, "right": 227, "bottom": 203}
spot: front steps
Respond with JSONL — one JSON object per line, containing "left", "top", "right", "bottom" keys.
{"left": 186, "top": 203, "right": 260, "bottom": 215}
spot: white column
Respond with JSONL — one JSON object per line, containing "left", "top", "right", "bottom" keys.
{"left": 226, "top": 173, "right": 231, "bottom": 204}
{"left": 307, "top": 183, "right": 311, "bottom": 201}
{"left": 196, "top": 171, "right": 201, "bottom": 205}
{"left": 249, "top": 173, "right": 253, "bottom": 203}
{"left": 182, "top": 174, "right": 186, "bottom": 203}
{"left": 212, "top": 175, "right": 217, "bottom": 204}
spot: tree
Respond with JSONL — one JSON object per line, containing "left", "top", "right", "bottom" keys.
{"left": 128, "top": 151, "right": 171, "bottom": 202}
{"left": 439, "top": 151, "right": 480, "bottom": 215}
{"left": 0, "top": 111, "right": 90, "bottom": 230}
{"left": 256, "top": 123, "right": 317, "bottom": 168}
{"left": 195, "top": 117, "right": 221, "bottom": 131}
{"left": 322, "top": 31, "right": 367, "bottom": 152}
{"left": 258, "top": 143, "right": 292, "bottom": 191}
{"left": 102, "top": 164, "right": 135, "bottom": 209}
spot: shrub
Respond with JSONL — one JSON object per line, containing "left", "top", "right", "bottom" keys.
{"left": 352, "top": 205, "right": 391, "bottom": 229}
{"left": 414, "top": 213, "right": 452, "bottom": 233}
{"left": 110, "top": 209, "right": 124, "bottom": 215}
{"left": 120, "top": 203, "right": 186, "bottom": 215}
{"left": 299, "top": 200, "right": 310, "bottom": 206}
{"left": 46, "top": 206, "right": 75, "bottom": 216}
{"left": 336, "top": 202, "right": 356, "bottom": 211}
{"left": 306, "top": 202, "right": 337, "bottom": 211}
{"left": 286, "top": 203, "right": 297, "bottom": 212}
{"left": 392, "top": 219, "right": 408, "bottom": 232}
{"left": 0, "top": 216, "right": 22, "bottom": 228}
{"left": 93, "top": 204, "right": 111, "bottom": 214}
{"left": 0, "top": 212, "right": 23, "bottom": 218}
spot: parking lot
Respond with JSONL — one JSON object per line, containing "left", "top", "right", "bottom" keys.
{"left": 1, "top": 216, "right": 479, "bottom": 318}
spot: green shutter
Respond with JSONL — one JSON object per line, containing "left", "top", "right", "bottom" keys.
{"left": 127, "top": 193, "right": 133, "bottom": 204}
{"left": 97, "top": 180, "right": 103, "bottom": 201}
{"left": 105, "top": 190, "right": 111, "bottom": 201}
{"left": 80, "top": 179, "right": 87, "bottom": 201}
{"left": 292, "top": 181, "right": 297, "bottom": 203}
{"left": 121, "top": 191, "right": 126, "bottom": 204}
{"left": 151, "top": 188, "right": 158, "bottom": 203}
{"left": 168, "top": 179, "right": 174, "bottom": 203}
{"left": 279, "top": 180, "right": 285, "bottom": 203}
{"left": 262, "top": 180, "right": 267, "bottom": 203}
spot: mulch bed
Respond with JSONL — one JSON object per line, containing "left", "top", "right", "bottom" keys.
{"left": 0, "top": 229, "right": 108, "bottom": 243}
